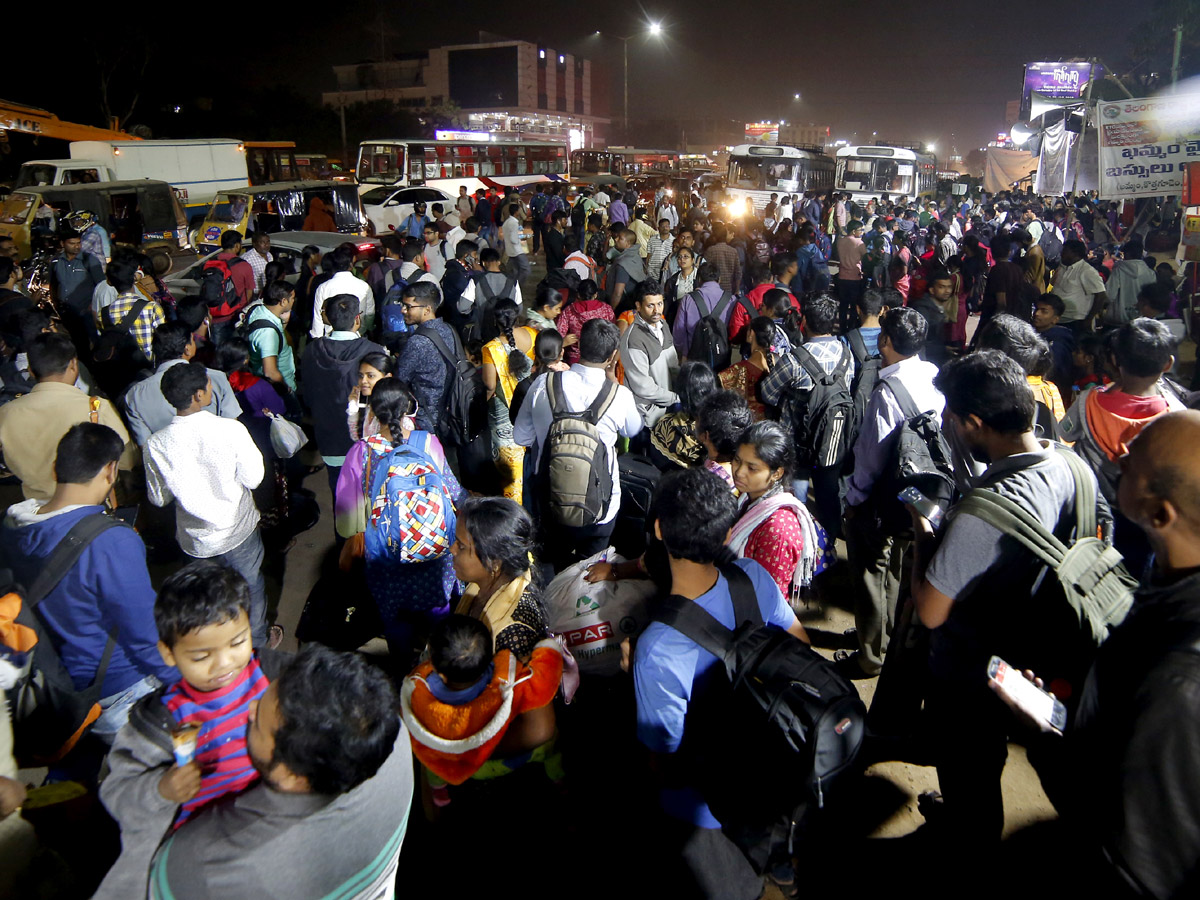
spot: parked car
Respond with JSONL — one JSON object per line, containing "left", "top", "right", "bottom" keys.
{"left": 163, "top": 231, "right": 381, "bottom": 302}
{"left": 359, "top": 185, "right": 455, "bottom": 235}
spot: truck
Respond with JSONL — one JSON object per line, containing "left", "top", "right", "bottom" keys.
{"left": 14, "top": 139, "right": 250, "bottom": 220}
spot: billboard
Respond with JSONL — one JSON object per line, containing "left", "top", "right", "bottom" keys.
{"left": 1097, "top": 94, "right": 1200, "bottom": 199}
{"left": 1020, "top": 62, "right": 1101, "bottom": 119}
{"left": 448, "top": 46, "right": 519, "bottom": 109}
{"left": 744, "top": 122, "right": 778, "bottom": 143}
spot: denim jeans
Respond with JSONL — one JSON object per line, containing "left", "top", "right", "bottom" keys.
{"left": 92, "top": 674, "right": 162, "bottom": 743}
{"left": 191, "top": 530, "right": 268, "bottom": 646}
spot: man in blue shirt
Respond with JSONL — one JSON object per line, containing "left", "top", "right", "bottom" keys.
{"left": 398, "top": 201, "right": 431, "bottom": 239}
{"left": 49, "top": 228, "right": 104, "bottom": 356}
{"left": 634, "top": 467, "right": 808, "bottom": 899}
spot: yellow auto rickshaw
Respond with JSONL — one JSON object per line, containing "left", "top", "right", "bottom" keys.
{"left": 195, "top": 181, "right": 368, "bottom": 252}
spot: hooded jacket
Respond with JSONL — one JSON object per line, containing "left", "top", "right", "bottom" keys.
{"left": 300, "top": 334, "right": 385, "bottom": 460}
{"left": 400, "top": 641, "right": 562, "bottom": 785}
{"left": 1103, "top": 258, "right": 1157, "bottom": 326}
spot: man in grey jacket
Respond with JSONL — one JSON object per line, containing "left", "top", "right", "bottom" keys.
{"left": 619, "top": 281, "right": 679, "bottom": 433}
{"left": 98, "top": 644, "right": 412, "bottom": 900}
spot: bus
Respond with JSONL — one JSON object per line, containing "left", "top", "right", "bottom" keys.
{"left": 723, "top": 144, "right": 835, "bottom": 216}
{"left": 355, "top": 139, "right": 568, "bottom": 195}
{"left": 835, "top": 143, "right": 937, "bottom": 203}
{"left": 245, "top": 142, "right": 299, "bottom": 185}
{"left": 569, "top": 147, "right": 680, "bottom": 178}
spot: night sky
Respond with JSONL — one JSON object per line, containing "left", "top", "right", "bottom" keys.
{"left": 13, "top": 0, "right": 1156, "bottom": 154}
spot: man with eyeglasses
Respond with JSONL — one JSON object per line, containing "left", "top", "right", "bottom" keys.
{"left": 394, "top": 281, "right": 459, "bottom": 435}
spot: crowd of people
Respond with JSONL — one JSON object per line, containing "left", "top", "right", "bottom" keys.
{"left": 0, "top": 173, "right": 1198, "bottom": 900}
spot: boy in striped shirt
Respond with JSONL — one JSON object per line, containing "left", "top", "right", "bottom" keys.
{"left": 95, "top": 561, "right": 288, "bottom": 899}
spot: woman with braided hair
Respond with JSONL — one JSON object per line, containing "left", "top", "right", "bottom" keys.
{"left": 480, "top": 299, "right": 536, "bottom": 502}
{"left": 335, "top": 378, "right": 464, "bottom": 670}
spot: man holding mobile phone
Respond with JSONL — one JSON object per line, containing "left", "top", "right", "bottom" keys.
{"left": 908, "top": 351, "right": 1110, "bottom": 844}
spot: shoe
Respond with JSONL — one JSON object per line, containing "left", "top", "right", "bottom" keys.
{"left": 833, "top": 649, "right": 879, "bottom": 679}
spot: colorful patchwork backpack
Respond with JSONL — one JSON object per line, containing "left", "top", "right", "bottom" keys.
{"left": 363, "top": 434, "right": 455, "bottom": 567}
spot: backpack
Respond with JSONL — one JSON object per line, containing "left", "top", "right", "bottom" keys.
{"left": 571, "top": 198, "right": 587, "bottom": 233}
{"left": 472, "top": 273, "right": 520, "bottom": 343}
{"left": 845, "top": 329, "right": 881, "bottom": 447}
{"left": 363, "top": 436, "right": 455, "bottom": 563}
{"left": 4, "top": 513, "right": 123, "bottom": 766}
{"left": 870, "top": 377, "right": 956, "bottom": 535}
{"left": 415, "top": 323, "right": 485, "bottom": 447}
{"left": 199, "top": 256, "right": 248, "bottom": 319}
{"left": 752, "top": 237, "right": 771, "bottom": 264}
{"left": 95, "top": 296, "right": 151, "bottom": 361}
{"left": 1038, "top": 225, "right": 1063, "bottom": 269}
{"left": 543, "top": 372, "right": 618, "bottom": 528}
{"left": 654, "top": 562, "right": 866, "bottom": 867}
{"left": 686, "top": 289, "right": 733, "bottom": 372}
{"left": 542, "top": 195, "right": 561, "bottom": 225}
{"left": 790, "top": 344, "right": 853, "bottom": 471}
{"left": 953, "top": 447, "right": 1136, "bottom": 707}
{"left": 238, "top": 306, "right": 285, "bottom": 346}
{"left": 378, "top": 268, "right": 410, "bottom": 337}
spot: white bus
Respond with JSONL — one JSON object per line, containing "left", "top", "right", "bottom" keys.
{"left": 723, "top": 144, "right": 835, "bottom": 217}
{"left": 355, "top": 138, "right": 568, "bottom": 195}
{"left": 834, "top": 144, "right": 937, "bottom": 203}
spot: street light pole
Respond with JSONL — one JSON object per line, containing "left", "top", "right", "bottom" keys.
{"left": 623, "top": 37, "right": 629, "bottom": 143}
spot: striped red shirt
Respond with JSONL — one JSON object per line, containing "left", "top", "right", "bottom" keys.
{"left": 163, "top": 654, "right": 268, "bottom": 827}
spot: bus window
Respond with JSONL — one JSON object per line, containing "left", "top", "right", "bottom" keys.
{"left": 358, "top": 144, "right": 404, "bottom": 183}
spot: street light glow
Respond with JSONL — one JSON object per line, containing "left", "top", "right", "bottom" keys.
{"left": 928, "top": 143, "right": 937, "bottom": 153}
{"left": 649, "top": 21, "right": 662, "bottom": 35}
{"left": 793, "top": 93, "right": 800, "bottom": 100}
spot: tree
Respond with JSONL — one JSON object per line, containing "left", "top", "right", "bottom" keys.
{"left": 94, "top": 42, "right": 152, "bottom": 130}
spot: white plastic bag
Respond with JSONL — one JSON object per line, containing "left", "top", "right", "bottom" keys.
{"left": 266, "top": 411, "right": 306, "bottom": 459}
{"left": 544, "top": 547, "right": 658, "bottom": 676}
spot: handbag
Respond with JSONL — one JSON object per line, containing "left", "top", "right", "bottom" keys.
{"left": 338, "top": 445, "right": 373, "bottom": 572}
{"left": 266, "top": 411, "right": 307, "bottom": 458}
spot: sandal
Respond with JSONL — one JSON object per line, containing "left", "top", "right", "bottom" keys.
{"left": 267, "top": 625, "right": 285, "bottom": 650}
{"left": 767, "top": 865, "right": 800, "bottom": 899}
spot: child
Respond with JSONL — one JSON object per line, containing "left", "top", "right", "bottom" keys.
{"left": 1156, "top": 261, "right": 1183, "bottom": 319}
{"left": 1031, "top": 292, "right": 1075, "bottom": 402}
{"left": 1071, "top": 332, "right": 1112, "bottom": 400}
{"left": 1137, "top": 282, "right": 1187, "bottom": 354}
{"left": 95, "top": 562, "right": 287, "bottom": 900}
{"left": 400, "top": 615, "right": 562, "bottom": 800}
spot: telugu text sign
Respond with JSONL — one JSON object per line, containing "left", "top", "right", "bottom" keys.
{"left": 1097, "top": 95, "right": 1200, "bottom": 199}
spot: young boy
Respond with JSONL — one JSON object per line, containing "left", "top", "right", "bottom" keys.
{"left": 400, "top": 615, "right": 562, "bottom": 798}
{"left": 1071, "top": 332, "right": 1111, "bottom": 398}
{"left": 95, "top": 562, "right": 287, "bottom": 899}
{"left": 1136, "top": 282, "right": 1186, "bottom": 373}
{"left": 1031, "top": 292, "right": 1075, "bottom": 401}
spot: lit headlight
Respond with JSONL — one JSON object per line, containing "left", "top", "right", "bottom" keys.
{"left": 726, "top": 197, "right": 747, "bottom": 217}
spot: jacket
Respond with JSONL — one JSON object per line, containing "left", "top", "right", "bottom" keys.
{"left": 300, "top": 334, "right": 384, "bottom": 459}
{"left": 0, "top": 503, "right": 175, "bottom": 697}
{"left": 1064, "top": 569, "right": 1200, "bottom": 899}
{"left": 620, "top": 315, "right": 679, "bottom": 426}
{"left": 400, "top": 641, "right": 562, "bottom": 785}
{"left": 94, "top": 651, "right": 290, "bottom": 900}
{"left": 1060, "top": 383, "right": 1185, "bottom": 503}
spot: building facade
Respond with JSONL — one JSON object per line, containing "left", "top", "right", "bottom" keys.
{"left": 324, "top": 40, "right": 608, "bottom": 147}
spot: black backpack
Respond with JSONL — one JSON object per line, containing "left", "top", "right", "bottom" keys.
{"left": 655, "top": 562, "right": 866, "bottom": 868}
{"left": 1038, "top": 224, "right": 1063, "bottom": 269}
{"left": 845, "top": 329, "right": 881, "bottom": 447}
{"left": 415, "top": 323, "right": 485, "bottom": 447}
{"left": 543, "top": 373, "right": 619, "bottom": 528}
{"left": 871, "top": 377, "right": 956, "bottom": 535}
{"left": 472, "top": 273, "right": 519, "bottom": 343}
{"left": 4, "top": 513, "right": 124, "bottom": 767}
{"left": 791, "top": 343, "right": 853, "bottom": 471}
{"left": 95, "top": 296, "right": 151, "bottom": 359}
{"left": 686, "top": 289, "right": 733, "bottom": 372}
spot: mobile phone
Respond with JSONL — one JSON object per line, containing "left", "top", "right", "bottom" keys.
{"left": 987, "top": 656, "right": 1067, "bottom": 733}
{"left": 898, "top": 486, "right": 944, "bottom": 529}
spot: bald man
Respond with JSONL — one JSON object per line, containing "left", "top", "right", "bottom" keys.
{"left": 1047, "top": 411, "right": 1200, "bottom": 897}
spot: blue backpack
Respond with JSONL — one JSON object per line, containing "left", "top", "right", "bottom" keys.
{"left": 378, "top": 268, "right": 410, "bottom": 336}
{"left": 362, "top": 435, "right": 456, "bottom": 607}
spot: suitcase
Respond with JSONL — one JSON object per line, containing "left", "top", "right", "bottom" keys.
{"left": 612, "top": 454, "right": 660, "bottom": 559}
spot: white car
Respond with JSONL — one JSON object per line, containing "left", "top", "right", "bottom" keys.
{"left": 360, "top": 186, "right": 456, "bottom": 236}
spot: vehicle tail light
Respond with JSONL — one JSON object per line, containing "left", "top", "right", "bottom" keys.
{"left": 357, "top": 243, "right": 374, "bottom": 251}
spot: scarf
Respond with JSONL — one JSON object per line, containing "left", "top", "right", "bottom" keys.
{"left": 456, "top": 568, "right": 533, "bottom": 650}
{"left": 728, "top": 491, "right": 827, "bottom": 597}
{"left": 611, "top": 246, "right": 646, "bottom": 284}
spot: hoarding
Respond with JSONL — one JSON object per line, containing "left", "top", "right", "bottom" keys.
{"left": 1020, "top": 62, "right": 1100, "bottom": 119}
{"left": 744, "top": 122, "right": 779, "bottom": 143}
{"left": 1097, "top": 94, "right": 1200, "bottom": 199}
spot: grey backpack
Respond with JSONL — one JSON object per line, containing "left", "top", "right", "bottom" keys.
{"left": 953, "top": 446, "right": 1135, "bottom": 705}
{"left": 543, "top": 372, "right": 618, "bottom": 528}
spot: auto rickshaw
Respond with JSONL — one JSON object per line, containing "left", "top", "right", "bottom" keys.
{"left": 0, "top": 180, "right": 190, "bottom": 266}
{"left": 195, "top": 181, "right": 368, "bottom": 252}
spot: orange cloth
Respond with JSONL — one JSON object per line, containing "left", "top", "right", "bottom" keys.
{"left": 1028, "top": 375, "right": 1066, "bottom": 422}
{"left": 400, "top": 641, "right": 563, "bottom": 785}
{"left": 303, "top": 197, "right": 336, "bottom": 232}
{"left": 1084, "top": 385, "right": 1161, "bottom": 462}
{"left": 0, "top": 591, "right": 36, "bottom": 652}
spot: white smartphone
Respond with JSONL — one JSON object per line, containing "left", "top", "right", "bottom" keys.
{"left": 987, "top": 656, "right": 1067, "bottom": 734}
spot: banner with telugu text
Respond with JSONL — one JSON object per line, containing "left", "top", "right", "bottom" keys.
{"left": 1098, "top": 94, "right": 1200, "bottom": 199}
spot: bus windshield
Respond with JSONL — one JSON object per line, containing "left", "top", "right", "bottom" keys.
{"left": 838, "top": 158, "right": 914, "bottom": 195}
{"left": 358, "top": 144, "right": 405, "bottom": 183}
{"left": 728, "top": 158, "right": 799, "bottom": 192}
